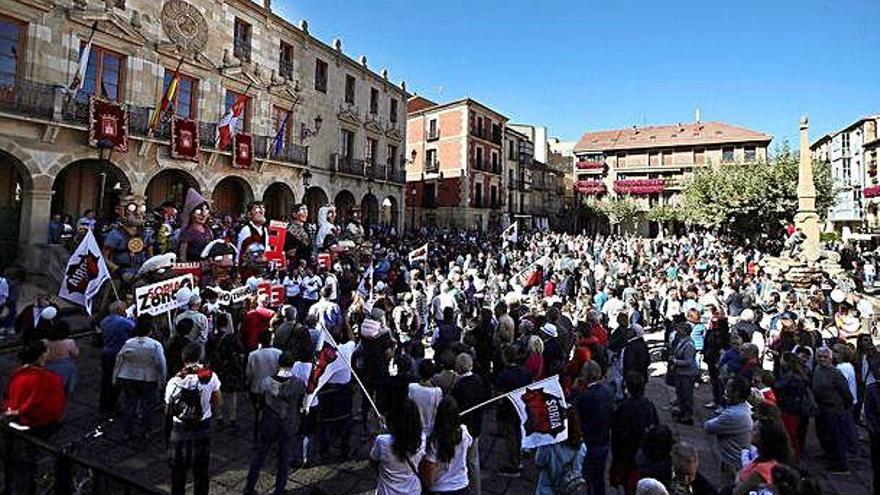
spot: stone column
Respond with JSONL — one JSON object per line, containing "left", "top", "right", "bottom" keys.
{"left": 19, "top": 188, "right": 53, "bottom": 245}
{"left": 795, "top": 116, "right": 821, "bottom": 262}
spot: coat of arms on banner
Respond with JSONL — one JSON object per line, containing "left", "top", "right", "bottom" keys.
{"left": 89, "top": 96, "right": 129, "bottom": 152}
{"left": 171, "top": 115, "right": 200, "bottom": 162}
{"left": 233, "top": 133, "right": 253, "bottom": 169}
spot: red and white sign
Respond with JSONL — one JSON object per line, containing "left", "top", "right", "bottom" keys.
{"left": 233, "top": 133, "right": 253, "bottom": 169}
{"left": 266, "top": 220, "right": 288, "bottom": 268}
{"left": 135, "top": 273, "right": 196, "bottom": 316}
{"left": 256, "top": 282, "right": 285, "bottom": 307}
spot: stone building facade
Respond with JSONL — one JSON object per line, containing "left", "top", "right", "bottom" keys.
{"left": 405, "top": 96, "right": 507, "bottom": 230}
{"left": 573, "top": 119, "right": 771, "bottom": 236}
{"left": 811, "top": 116, "right": 880, "bottom": 233}
{"left": 0, "top": 0, "right": 407, "bottom": 269}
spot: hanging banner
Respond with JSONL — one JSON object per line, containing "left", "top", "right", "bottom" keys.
{"left": 266, "top": 220, "right": 288, "bottom": 268}
{"left": 233, "top": 133, "right": 253, "bottom": 169}
{"left": 135, "top": 273, "right": 196, "bottom": 316}
{"left": 171, "top": 115, "right": 200, "bottom": 162}
{"left": 89, "top": 96, "right": 129, "bottom": 152}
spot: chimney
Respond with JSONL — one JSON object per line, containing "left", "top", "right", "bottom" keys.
{"left": 695, "top": 108, "right": 701, "bottom": 123}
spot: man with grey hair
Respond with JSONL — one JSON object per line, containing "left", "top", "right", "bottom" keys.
{"left": 273, "top": 305, "right": 298, "bottom": 352}
{"left": 451, "top": 352, "right": 487, "bottom": 495}
{"left": 635, "top": 478, "right": 668, "bottom": 495}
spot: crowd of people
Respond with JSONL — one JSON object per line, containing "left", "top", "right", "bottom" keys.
{"left": 4, "top": 188, "right": 880, "bottom": 495}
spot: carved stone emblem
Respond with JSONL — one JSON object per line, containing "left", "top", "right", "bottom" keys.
{"left": 161, "top": 0, "right": 208, "bottom": 54}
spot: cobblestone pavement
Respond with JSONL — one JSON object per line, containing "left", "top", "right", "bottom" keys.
{"left": 0, "top": 328, "right": 875, "bottom": 494}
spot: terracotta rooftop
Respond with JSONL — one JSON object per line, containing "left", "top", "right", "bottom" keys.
{"left": 574, "top": 121, "right": 771, "bottom": 152}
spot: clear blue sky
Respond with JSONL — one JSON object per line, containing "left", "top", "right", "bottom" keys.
{"left": 274, "top": 0, "right": 879, "bottom": 148}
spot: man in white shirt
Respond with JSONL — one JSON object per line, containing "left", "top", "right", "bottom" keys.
{"left": 165, "top": 342, "right": 221, "bottom": 495}
{"left": 301, "top": 266, "right": 322, "bottom": 315}
{"left": 602, "top": 287, "right": 626, "bottom": 330}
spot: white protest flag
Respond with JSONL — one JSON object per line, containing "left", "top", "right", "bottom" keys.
{"left": 506, "top": 375, "right": 569, "bottom": 449}
{"left": 304, "top": 329, "right": 344, "bottom": 412}
{"left": 503, "top": 221, "right": 519, "bottom": 243}
{"left": 408, "top": 243, "right": 428, "bottom": 264}
{"left": 58, "top": 229, "right": 110, "bottom": 315}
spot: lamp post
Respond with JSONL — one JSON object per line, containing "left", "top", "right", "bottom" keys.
{"left": 96, "top": 138, "right": 114, "bottom": 218}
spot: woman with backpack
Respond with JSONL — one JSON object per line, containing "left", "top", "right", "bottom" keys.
{"left": 419, "top": 397, "right": 472, "bottom": 495}
{"left": 534, "top": 407, "right": 586, "bottom": 495}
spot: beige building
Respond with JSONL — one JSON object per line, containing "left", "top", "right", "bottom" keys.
{"left": 0, "top": 0, "right": 407, "bottom": 270}
{"left": 405, "top": 96, "right": 507, "bottom": 230}
{"left": 573, "top": 119, "right": 771, "bottom": 235}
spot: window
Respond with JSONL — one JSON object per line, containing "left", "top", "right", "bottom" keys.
{"left": 648, "top": 151, "right": 659, "bottom": 167}
{"left": 390, "top": 98, "right": 399, "bottom": 123}
{"left": 344, "top": 74, "right": 355, "bottom": 104}
{"left": 492, "top": 123, "right": 501, "bottom": 143}
{"left": 722, "top": 146, "right": 735, "bottom": 163}
{"left": 476, "top": 147, "right": 484, "bottom": 169}
{"left": 224, "top": 90, "right": 249, "bottom": 132}
{"left": 491, "top": 151, "right": 499, "bottom": 172}
{"left": 842, "top": 133, "right": 851, "bottom": 154}
{"left": 314, "top": 58, "right": 328, "bottom": 92}
{"left": 279, "top": 41, "right": 294, "bottom": 79}
{"left": 617, "top": 153, "right": 626, "bottom": 167}
{"left": 370, "top": 87, "right": 379, "bottom": 114}
{"left": 475, "top": 183, "right": 483, "bottom": 207}
{"left": 163, "top": 71, "right": 198, "bottom": 119}
{"left": 428, "top": 119, "right": 438, "bottom": 140}
{"left": 842, "top": 158, "right": 851, "bottom": 182}
{"left": 272, "top": 106, "right": 293, "bottom": 153}
{"left": 490, "top": 186, "right": 498, "bottom": 208}
{"left": 476, "top": 116, "right": 484, "bottom": 137}
{"left": 425, "top": 149, "right": 438, "bottom": 171}
{"left": 662, "top": 150, "right": 673, "bottom": 166}
{"left": 233, "top": 18, "right": 251, "bottom": 62}
{"left": 744, "top": 145, "right": 757, "bottom": 162}
{"left": 694, "top": 148, "right": 705, "bottom": 164}
{"left": 387, "top": 144, "right": 397, "bottom": 168}
{"left": 0, "top": 16, "right": 24, "bottom": 87}
{"left": 508, "top": 140, "right": 516, "bottom": 159}
{"left": 114, "top": 0, "right": 126, "bottom": 8}
{"left": 339, "top": 129, "right": 354, "bottom": 159}
{"left": 366, "top": 138, "right": 378, "bottom": 164}
{"left": 80, "top": 45, "right": 126, "bottom": 101}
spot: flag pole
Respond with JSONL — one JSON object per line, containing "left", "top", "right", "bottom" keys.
{"left": 215, "top": 81, "right": 254, "bottom": 148}
{"left": 64, "top": 21, "right": 99, "bottom": 111}
{"left": 108, "top": 278, "right": 121, "bottom": 301}
{"left": 459, "top": 375, "right": 559, "bottom": 417}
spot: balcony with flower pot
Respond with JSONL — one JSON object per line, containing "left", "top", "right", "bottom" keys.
{"left": 613, "top": 179, "right": 665, "bottom": 195}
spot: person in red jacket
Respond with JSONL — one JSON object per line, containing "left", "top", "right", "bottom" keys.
{"left": 4, "top": 340, "right": 66, "bottom": 431}
{"left": 241, "top": 296, "right": 276, "bottom": 352}
{"left": 3, "top": 340, "right": 67, "bottom": 495}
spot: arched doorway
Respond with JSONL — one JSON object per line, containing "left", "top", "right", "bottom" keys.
{"left": 52, "top": 159, "right": 131, "bottom": 222}
{"left": 146, "top": 169, "right": 199, "bottom": 209}
{"left": 362, "top": 193, "right": 379, "bottom": 229}
{"left": 211, "top": 177, "right": 253, "bottom": 218}
{"left": 303, "top": 186, "right": 328, "bottom": 223}
{"left": 382, "top": 195, "right": 399, "bottom": 228}
{"left": 334, "top": 190, "right": 356, "bottom": 224}
{"left": 264, "top": 182, "right": 296, "bottom": 221}
{"left": 0, "top": 151, "right": 30, "bottom": 268}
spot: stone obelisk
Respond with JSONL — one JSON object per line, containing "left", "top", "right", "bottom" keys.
{"left": 795, "top": 116, "right": 821, "bottom": 262}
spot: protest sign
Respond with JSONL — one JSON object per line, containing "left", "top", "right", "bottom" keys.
{"left": 135, "top": 273, "right": 195, "bottom": 316}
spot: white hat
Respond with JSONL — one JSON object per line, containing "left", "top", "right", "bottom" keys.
{"left": 831, "top": 288, "right": 846, "bottom": 303}
{"left": 375, "top": 281, "right": 387, "bottom": 293}
{"left": 541, "top": 323, "right": 558, "bottom": 338}
{"left": 740, "top": 308, "right": 755, "bottom": 322}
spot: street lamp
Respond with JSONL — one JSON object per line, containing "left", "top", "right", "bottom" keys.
{"left": 96, "top": 138, "right": 114, "bottom": 217}
{"left": 301, "top": 168, "right": 312, "bottom": 189}
{"left": 300, "top": 115, "right": 323, "bottom": 141}
{"left": 409, "top": 186, "right": 417, "bottom": 229}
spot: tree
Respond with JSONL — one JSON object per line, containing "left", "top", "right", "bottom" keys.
{"left": 679, "top": 147, "right": 835, "bottom": 240}
{"left": 593, "top": 197, "right": 640, "bottom": 233}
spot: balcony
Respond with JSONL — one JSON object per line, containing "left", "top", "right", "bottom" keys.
{"left": 575, "top": 180, "right": 606, "bottom": 195}
{"left": 253, "top": 136, "right": 309, "bottom": 166}
{"left": 427, "top": 128, "right": 440, "bottom": 142}
{"left": 233, "top": 38, "right": 251, "bottom": 62}
{"left": 332, "top": 154, "right": 366, "bottom": 177}
{"left": 425, "top": 158, "right": 439, "bottom": 174}
{"left": 613, "top": 179, "right": 665, "bottom": 195}
{"left": 472, "top": 160, "right": 502, "bottom": 175}
{"left": 471, "top": 127, "right": 502, "bottom": 145}
{"left": 0, "top": 79, "right": 57, "bottom": 121}
{"left": 338, "top": 102, "right": 360, "bottom": 122}
{"left": 576, "top": 160, "right": 605, "bottom": 170}
{"left": 389, "top": 168, "right": 406, "bottom": 184}
{"left": 366, "top": 162, "right": 387, "bottom": 181}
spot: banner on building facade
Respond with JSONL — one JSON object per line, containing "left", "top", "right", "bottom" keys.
{"left": 233, "top": 133, "right": 253, "bottom": 169}
{"left": 266, "top": 220, "right": 288, "bottom": 268}
{"left": 89, "top": 96, "right": 129, "bottom": 152}
{"left": 135, "top": 273, "right": 195, "bottom": 316}
{"left": 171, "top": 116, "right": 200, "bottom": 162}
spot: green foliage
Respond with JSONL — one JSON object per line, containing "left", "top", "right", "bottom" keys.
{"left": 820, "top": 231, "right": 840, "bottom": 243}
{"left": 679, "top": 149, "right": 836, "bottom": 238}
{"left": 646, "top": 204, "right": 686, "bottom": 223}
{"left": 594, "top": 197, "right": 640, "bottom": 226}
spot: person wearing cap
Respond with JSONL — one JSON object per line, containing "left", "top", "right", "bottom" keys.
{"left": 539, "top": 322, "right": 563, "bottom": 377}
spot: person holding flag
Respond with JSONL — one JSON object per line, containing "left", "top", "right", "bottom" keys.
{"left": 503, "top": 221, "right": 519, "bottom": 244}
{"left": 408, "top": 243, "right": 428, "bottom": 265}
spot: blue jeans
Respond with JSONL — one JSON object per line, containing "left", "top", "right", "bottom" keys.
{"left": 582, "top": 444, "right": 609, "bottom": 495}
{"left": 244, "top": 412, "right": 295, "bottom": 495}
{"left": 119, "top": 378, "right": 158, "bottom": 437}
